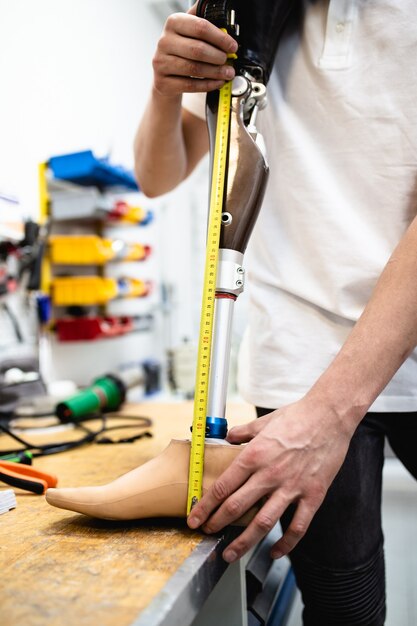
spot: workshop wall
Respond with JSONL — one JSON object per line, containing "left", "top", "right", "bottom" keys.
{"left": 0, "top": 0, "right": 162, "bottom": 211}
{"left": 0, "top": 0, "right": 246, "bottom": 396}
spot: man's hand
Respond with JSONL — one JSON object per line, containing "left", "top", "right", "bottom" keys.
{"left": 152, "top": 2, "right": 237, "bottom": 97}
{"left": 187, "top": 396, "right": 355, "bottom": 562}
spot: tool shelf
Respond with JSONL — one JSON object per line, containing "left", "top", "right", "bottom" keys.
{"left": 39, "top": 152, "right": 156, "bottom": 342}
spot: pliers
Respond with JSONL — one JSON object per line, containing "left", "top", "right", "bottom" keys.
{"left": 0, "top": 459, "right": 58, "bottom": 494}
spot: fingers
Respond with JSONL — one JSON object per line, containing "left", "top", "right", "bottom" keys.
{"left": 187, "top": 2, "right": 198, "bottom": 16}
{"left": 155, "top": 75, "right": 226, "bottom": 95}
{"left": 187, "top": 401, "right": 346, "bottom": 565}
{"left": 270, "top": 501, "right": 317, "bottom": 559}
{"left": 187, "top": 445, "right": 321, "bottom": 563}
{"left": 221, "top": 491, "right": 290, "bottom": 563}
{"left": 165, "top": 13, "right": 237, "bottom": 56}
{"left": 153, "top": 54, "right": 228, "bottom": 95}
{"left": 162, "top": 35, "right": 229, "bottom": 66}
{"left": 227, "top": 413, "right": 274, "bottom": 444}
{"left": 202, "top": 472, "right": 267, "bottom": 535}
{"left": 192, "top": 483, "right": 318, "bottom": 564}
{"left": 188, "top": 430, "right": 275, "bottom": 529}
{"left": 188, "top": 454, "right": 251, "bottom": 529}
{"left": 155, "top": 50, "right": 234, "bottom": 82}
{"left": 153, "top": 11, "right": 237, "bottom": 97}
{"left": 222, "top": 498, "right": 317, "bottom": 564}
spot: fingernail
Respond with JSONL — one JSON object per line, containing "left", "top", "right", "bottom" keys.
{"left": 225, "top": 67, "right": 234, "bottom": 79}
{"left": 188, "top": 516, "right": 200, "bottom": 529}
{"left": 229, "top": 40, "right": 238, "bottom": 52}
{"left": 224, "top": 550, "right": 238, "bottom": 563}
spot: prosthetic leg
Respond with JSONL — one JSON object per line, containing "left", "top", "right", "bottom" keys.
{"left": 197, "top": 0, "right": 295, "bottom": 436}
{"left": 46, "top": 1, "right": 293, "bottom": 522}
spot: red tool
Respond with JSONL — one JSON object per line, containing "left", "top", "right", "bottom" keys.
{"left": 0, "top": 460, "right": 58, "bottom": 494}
{"left": 55, "top": 316, "right": 133, "bottom": 341}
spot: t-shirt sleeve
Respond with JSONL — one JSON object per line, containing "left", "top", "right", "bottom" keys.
{"left": 182, "top": 92, "right": 206, "bottom": 120}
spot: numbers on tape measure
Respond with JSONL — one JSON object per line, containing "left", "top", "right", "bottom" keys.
{"left": 187, "top": 80, "right": 232, "bottom": 514}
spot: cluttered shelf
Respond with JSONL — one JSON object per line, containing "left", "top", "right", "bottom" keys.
{"left": 0, "top": 401, "right": 255, "bottom": 626}
{"left": 40, "top": 151, "right": 155, "bottom": 345}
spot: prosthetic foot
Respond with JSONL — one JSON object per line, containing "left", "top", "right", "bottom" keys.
{"left": 45, "top": 439, "right": 255, "bottom": 524}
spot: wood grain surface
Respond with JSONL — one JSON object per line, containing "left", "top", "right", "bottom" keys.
{"left": 0, "top": 401, "right": 255, "bottom": 625}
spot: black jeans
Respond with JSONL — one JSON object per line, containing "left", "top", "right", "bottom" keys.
{"left": 256, "top": 408, "right": 417, "bottom": 626}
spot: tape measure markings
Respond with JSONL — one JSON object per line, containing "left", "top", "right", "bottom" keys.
{"left": 187, "top": 79, "right": 233, "bottom": 514}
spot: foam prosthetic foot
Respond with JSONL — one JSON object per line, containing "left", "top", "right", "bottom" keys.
{"left": 45, "top": 439, "right": 255, "bottom": 525}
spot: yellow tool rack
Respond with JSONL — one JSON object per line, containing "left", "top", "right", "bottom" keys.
{"left": 38, "top": 157, "right": 154, "bottom": 341}
{"left": 52, "top": 276, "right": 149, "bottom": 306}
{"left": 49, "top": 235, "right": 150, "bottom": 265}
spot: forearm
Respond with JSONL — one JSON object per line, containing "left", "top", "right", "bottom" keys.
{"left": 308, "top": 215, "right": 417, "bottom": 430}
{"left": 134, "top": 7, "right": 236, "bottom": 197}
{"left": 134, "top": 89, "right": 187, "bottom": 196}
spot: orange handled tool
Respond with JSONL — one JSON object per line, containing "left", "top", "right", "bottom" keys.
{"left": 0, "top": 460, "right": 58, "bottom": 495}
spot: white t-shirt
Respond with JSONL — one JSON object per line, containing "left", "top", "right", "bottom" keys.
{"left": 183, "top": 0, "right": 417, "bottom": 411}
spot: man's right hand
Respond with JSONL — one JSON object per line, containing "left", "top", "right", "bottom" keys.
{"left": 152, "top": 2, "right": 237, "bottom": 97}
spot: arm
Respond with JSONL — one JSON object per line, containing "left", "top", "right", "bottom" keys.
{"left": 134, "top": 4, "right": 237, "bottom": 197}
{"left": 188, "top": 214, "right": 417, "bottom": 562}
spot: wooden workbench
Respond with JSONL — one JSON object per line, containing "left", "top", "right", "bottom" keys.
{"left": 0, "top": 401, "right": 255, "bottom": 626}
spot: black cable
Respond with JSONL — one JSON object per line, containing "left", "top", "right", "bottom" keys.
{"left": 94, "top": 413, "right": 152, "bottom": 444}
{"left": 0, "top": 412, "right": 153, "bottom": 457}
{"left": 1, "top": 302, "right": 24, "bottom": 342}
{"left": 0, "top": 419, "right": 106, "bottom": 457}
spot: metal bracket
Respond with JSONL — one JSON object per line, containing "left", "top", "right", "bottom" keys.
{"left": 216, "top": 249, "right": 245, "bottom": 297}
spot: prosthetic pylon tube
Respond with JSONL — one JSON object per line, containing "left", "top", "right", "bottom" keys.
{"left": 45, "top": 439, "right": 258, "bottom": 524}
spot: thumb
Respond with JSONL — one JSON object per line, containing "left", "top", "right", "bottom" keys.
{"left": 188, "top": 2, "right": 198, "bottom": 16}
{"left": 226, "top": 413, "right": 272, "bottom": 443}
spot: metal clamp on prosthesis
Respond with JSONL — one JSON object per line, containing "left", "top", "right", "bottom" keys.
{"left": 196, "top": 0, "right": 293, "bottom": 439}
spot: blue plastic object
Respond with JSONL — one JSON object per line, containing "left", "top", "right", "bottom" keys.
{"left": 36, "top": 294, "right": 52, "bottom": 324}
{"left": 266, "top": 566, "right": 297, "bottom": 626}
{"left": 139, "top": 210, "right": 154, "bottom": 226}
{"left": 48, "top": 150, "right": 139, "bottom": 191}
{"left": 205, "top": 416, "right": 228, "bottom": 439}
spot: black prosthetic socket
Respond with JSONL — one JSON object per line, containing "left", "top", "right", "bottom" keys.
{"left": 197, "top": 0, "right": 295, "bottom": 84}
{"left": 197, "top": 1, "right": 299, "bottom": 253}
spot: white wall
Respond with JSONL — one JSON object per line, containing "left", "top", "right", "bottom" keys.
{"left": 0, "top": 0, "right": 163, "bottom": 213}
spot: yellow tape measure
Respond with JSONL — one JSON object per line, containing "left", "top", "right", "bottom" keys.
{"left": 187, "top": 79, "right": 233, "bottom": 514}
